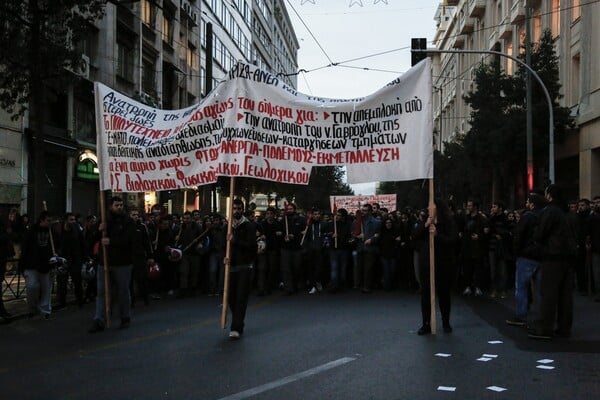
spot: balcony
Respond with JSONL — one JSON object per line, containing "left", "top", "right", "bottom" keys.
{"left": 445, "top": 0, "right": 459, "bottom": 5}
{"left": 499, "top": 16, "right": 513, "bottom": 39}
{"left": 468, "top": 0, "right": 486, "bottom": 18}
{"left": 510, "top": 0, "right": 526, "bottom": 24}
{"left": 453, "top": 35, "right": 465, "bottom": 49}
{"left": 459, "top": 14, "right": 475, "bottom": 34}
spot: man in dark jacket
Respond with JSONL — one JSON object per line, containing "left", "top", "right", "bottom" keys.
{"left": 506, "top": 193, "right": 544, "bottom": 326}
{"left": 256, "top": 207, "right": 283, "bottom": 296}
{"left": 226, "top": 199, "right": 257, "bottom": 339}
{"left": 528, "top": 185, "right": 576, "bottom": 340}
{"left": 89, "top": 196, "right": 136, "bottom": 332}
{"left": 21, "top": 212, "right": 55, "bottom": 319}
{"left": 57, "top": 213, "right": 86, "bottom": 308}
{"left": 280, "top": 203, "right": 306, "bottom": 295}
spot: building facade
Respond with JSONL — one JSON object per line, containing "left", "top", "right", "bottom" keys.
{"left": 432, "top": 0, "right": 599, "bottom": 199}
{"left": 0, "top": 0, "right": 299, "bottom": 217}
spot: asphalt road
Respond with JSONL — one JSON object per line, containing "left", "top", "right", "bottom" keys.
{"left": 1, "top": 290, "right": 599, "bottom": 400}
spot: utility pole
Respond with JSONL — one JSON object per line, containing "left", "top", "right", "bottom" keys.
{"left": 525, "top": 0, "right": 534, "bottom": 190}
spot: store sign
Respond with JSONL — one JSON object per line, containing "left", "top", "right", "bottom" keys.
{"left": 0, "top": 130, "right": 24, "bottom": 185}
{"left": 76, "top": 151, "right": 99, "bottom": 180}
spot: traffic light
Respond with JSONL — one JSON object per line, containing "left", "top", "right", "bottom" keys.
{"left": 411, "top": 38, "right": 427, "bottom": 66}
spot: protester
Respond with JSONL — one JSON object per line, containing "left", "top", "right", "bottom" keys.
{"left": 506, "top": 193, "right": 544, "bottom": 326}
{"left": 353, "top": 203, "right": 381, "bottom": 293}
{"left": 256, "top": 207, "right": 283, "bottom": 296}
{"left": 226, "top": 199, "right": 257, "bottom": 339}
{"left": 280, "top": 203, "right": 306, "bottom": 295}
{"left": 326, "top": 208, "right": 352, "bottom": 293}
{"left": 528, "top": 184, "right": 576, "bottom": 340}
{"left": 486, "top": 202, "right": 510, "bottom": 299}
{"left": 20, "top": 212, "right": 55, "bottom": 319}
{"left": 303, "top": 208, "right": 327, "bottom": 294}
{"left": 461, "top": 200, "right": 486, "bottom": 297}
{"left": 89, "top": 196, "right": 136, "bottom": 333}
{"left": 413, "top": 200, "right": 459, "bottom": 335}
{"left": 129, "top": 209, "right": 153, "bottom": 306}
{"left": 57, "top": 212, "right": 86, "bottom": 309}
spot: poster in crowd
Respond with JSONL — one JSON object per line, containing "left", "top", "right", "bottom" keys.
{"left": 94, "top": 59, "right": 432, "bottom": 192}
{"left": 330, "top": 194, "right": 397, "bottom": 214}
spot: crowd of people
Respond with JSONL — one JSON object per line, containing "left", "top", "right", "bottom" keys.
{"left": 1, "top": 183, "right": 598, "bottom": 340}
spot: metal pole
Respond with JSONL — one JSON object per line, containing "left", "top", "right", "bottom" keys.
{"left": 415, "top": 49, "right": 555, "bottom": 183}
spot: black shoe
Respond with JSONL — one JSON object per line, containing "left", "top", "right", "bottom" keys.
{"left": 417, "top": 325, "right": 431, "bottom": 335}
{"left": 554, "top": 329, "right": 571, "bottom": 338}
{"left": 528, "top": 331, "right": 552, "bottom": 340}
{"left": 443, "top": 324, "right": 453, "bottom": 333}
{"left": 0, "top": 309, "right": 12, "bottom": 319}
{"left": 43, "top": 313, "right": 51, "bottom": 320}
{"left": 119, "top": 317, "right": 131, "bottom": 330}
{"left": 506, "top": 317, "right": 526, "bottom": 327}
{"left": 88, "top": 319, "right": 105, "bottom": 333}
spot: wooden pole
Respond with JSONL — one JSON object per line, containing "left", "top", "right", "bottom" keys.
{"left": 428, "top": 179, "right": 437, "bottom": 335}
{"left": 221, "top": 177, "right": 236, "bottom": 329}
{"left": 99, "top": 191, "right": 112, "bottom": 328}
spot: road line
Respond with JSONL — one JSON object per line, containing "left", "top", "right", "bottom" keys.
{"left": 217, "top": 357, "right": 357, "bottom": 400}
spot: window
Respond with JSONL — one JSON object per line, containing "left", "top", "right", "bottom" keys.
{"left": 142, "top": 57, "right": 156, "bottom": 95}
{"left": 142, "top": 0, "right": 156, "bottom": 27}
{"left": 571, "top": 54, "right": 580, "bottom": 106}
{"left": 506, "top": 43, "right": 513, "bottom": 75}
{"left": 551, "top": 0, "right": 560, "bottom": 37}
{"left": 162, "top": 14, "right": 174, "bottom": 45}
{"left": 116, "top": 42, "right": 134, "bottom": 81}
{"left": 572, "top": 0, "right": 580, "bottom": 21}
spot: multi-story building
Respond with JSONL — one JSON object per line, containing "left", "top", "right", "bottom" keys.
{"left": 0, "top": 0, "right": 298, "bottom": 217}
{"left": 431, "top": 0, "right": 599, "bottom": 199}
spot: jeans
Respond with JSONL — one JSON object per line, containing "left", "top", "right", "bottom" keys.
{"left": 489, "top": 250, "right": 507, "bottom": 292}
{"left": 179, "top": 254, "right": 200, "bottom": 290}
{"left": 209, "top": 252, "right": 224, "bottom": 294}
{"left": 380, "top": 257, "right": 397, "bottom": 291}
{"left": 24, "top": 269, "right": 52, "bottom": 316}
{"left": 280, "top": 248, "right": 304, "bottom": 292}
{"left": 514, "top": 257, "right": 540, "bottom": 319}
{"left": 329, "top": 249, "right": 349, "bottom": 288}
{"left": 95, "top": 264, "right": 133, "bottom": 323}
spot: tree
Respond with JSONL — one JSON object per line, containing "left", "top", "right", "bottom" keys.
{"left": 463, "top": 60, "right": 517, "bottom": 204}
{"left": 0, "top": 0, "right": 106, "bottom": 215}
{"left": 511, "top": 29, "right": 574, "bottom": 188}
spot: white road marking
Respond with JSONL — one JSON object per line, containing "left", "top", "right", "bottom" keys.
{"left": 217, "top": 357, "right": 357, "bottom": 400}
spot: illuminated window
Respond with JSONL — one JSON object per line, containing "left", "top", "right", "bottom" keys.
{"left": 141, "top": 0, "right": 156, "bottom": 27}
{"left": 551, "top": 0, "right": 560, "bottom": 37}
{"left": 572, "top": 0, "right": 580, "bottom": 21}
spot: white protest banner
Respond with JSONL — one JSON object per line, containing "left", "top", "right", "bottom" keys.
{"left": 330, "top": 194, "right": 397, "bottom": 214}
{"left": 94, "top": 59, "right": 432, "bottom": 192}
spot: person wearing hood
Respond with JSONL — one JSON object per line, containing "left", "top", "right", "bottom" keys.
{"left": 226, "top": 199, "right": 257, "bottom": 340}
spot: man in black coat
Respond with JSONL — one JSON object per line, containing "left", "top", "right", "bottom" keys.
{"left": 57, "top": 213, "right": 86, "bottom": 308}
{"left": 528, "top": 185, "right": 576, "bottom": 340}
{"left": 89, "top": 196, "right": 136, "bottom": 333}
{"left": 226, "top": 199, "right": 257, "bottom": 339}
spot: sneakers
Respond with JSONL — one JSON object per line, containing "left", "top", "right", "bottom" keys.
{"left": 474, "top": 287, "right": 483, "bottom": 297}
{"left": 88, "top": 319, "right": 105, "bottom": 333}
{"left": 490, "top": 291, "right": 497, "bottom": 298}
{"left": 417, "top": 324, "right": 431, "bottom": 335}
{"left": 500, "top": 291, "right": 507, "bottom": 299}
{"left": 506, "top": 317, "right": 526, "bottom": 327}
{"left": 462, "top": 287, "right": 472, "bottom": 296}
{"left": 229, "top": 330, "right": 240, "bottom": 340}
{"left": 316, "top": 282, "right": 323, "bottom": 292}
{"left": 308, "top": 286, "right": 317, "bottom": 295}
{"left": 119, "top": 317, "right": 131, "bottom": 330}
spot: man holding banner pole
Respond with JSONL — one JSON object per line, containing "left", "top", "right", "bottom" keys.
{"left": 222, "top": 198, "right": 257, "bottom": 339}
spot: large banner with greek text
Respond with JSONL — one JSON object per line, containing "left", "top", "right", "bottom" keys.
{"left": 330, "top": 194, "right": 397, "bottom": 214}
{"left": 94, "top": 59, "right": 432, "bottom": 192}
